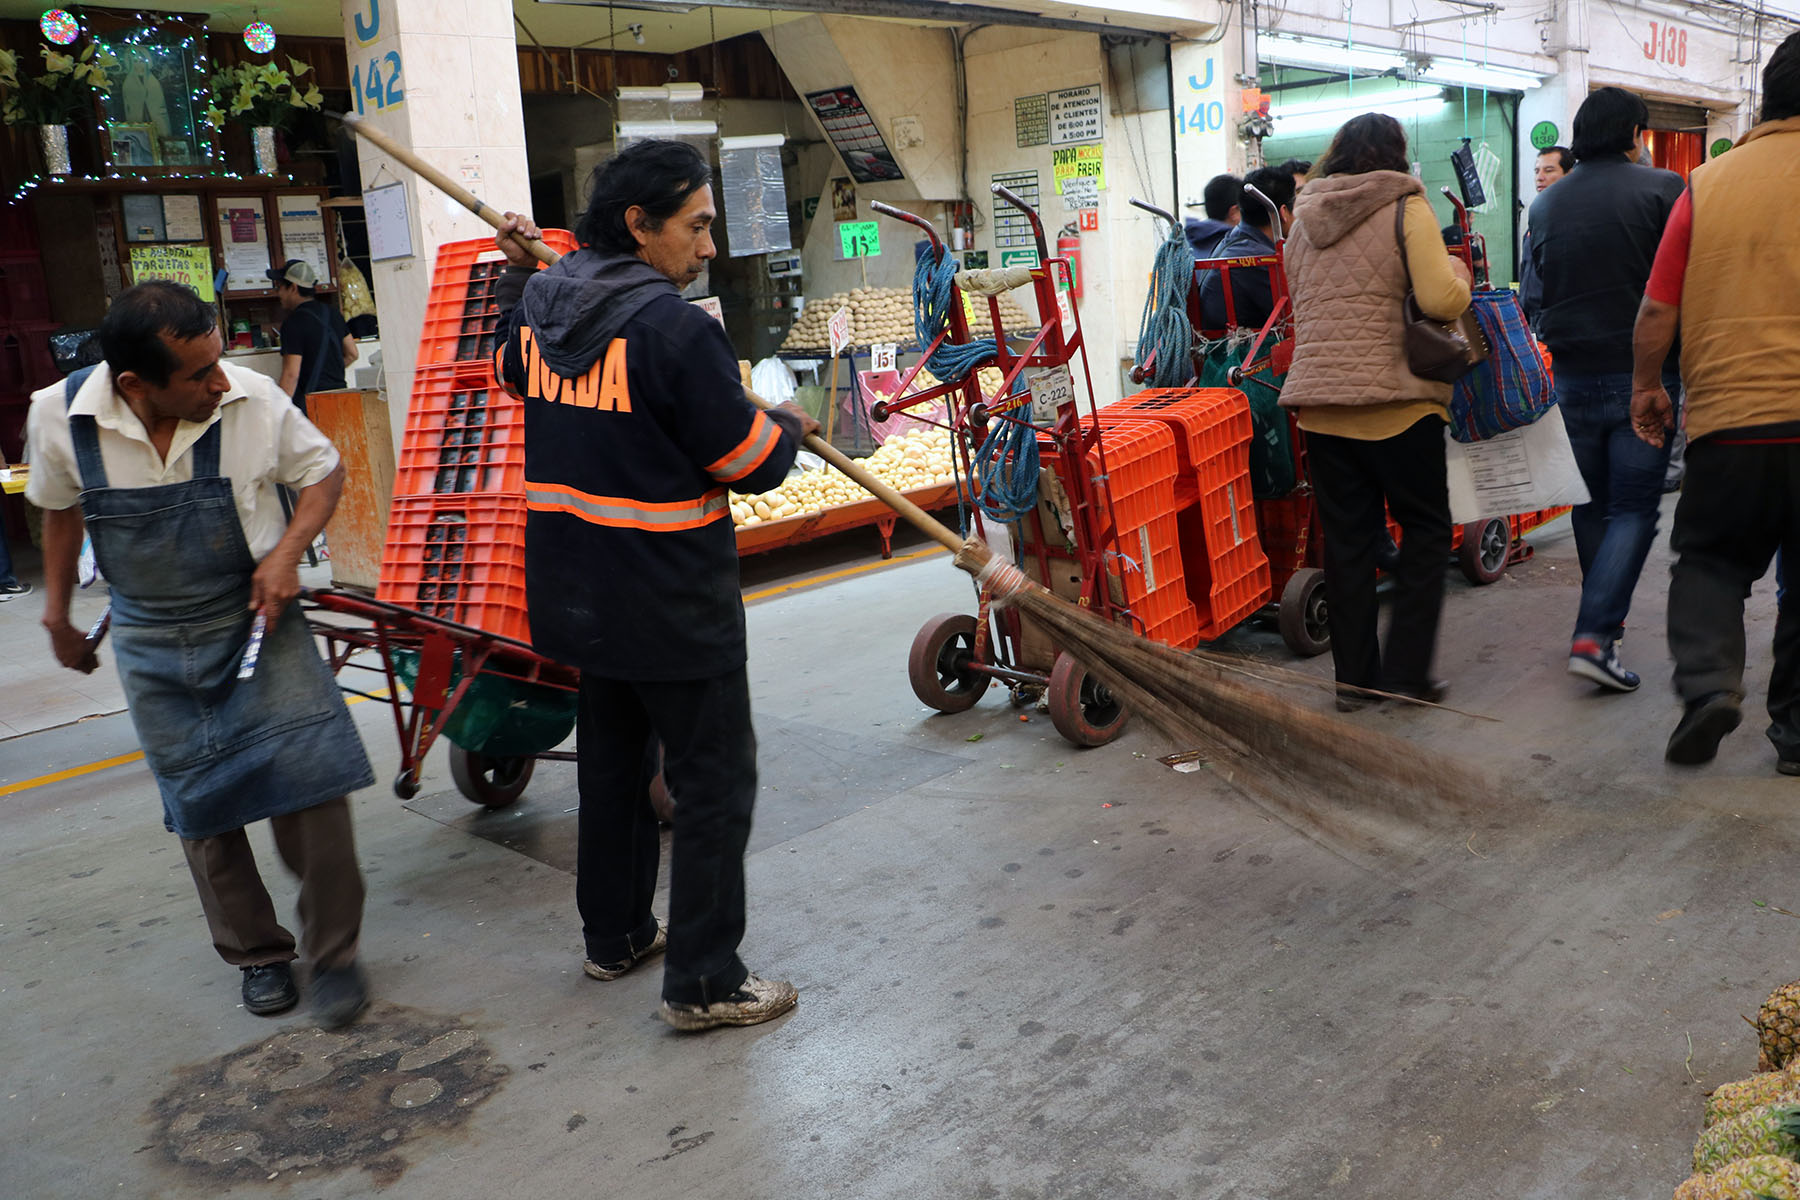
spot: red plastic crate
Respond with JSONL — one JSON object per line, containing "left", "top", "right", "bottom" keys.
{"left": 1255, "top": 495, "right": 1313, "bottom": 581}
{"left": 417, "top": 230, "right": 578, "bottom": 368}
{"left": 378, "top": 493, "right": 530, "bottom": 641}
{"left": 1086, "top": 417, "right": 1179, "bottom": 535}
{"left": 0, "top": 256, "right": 50, "bottom": 324}
{"left": 395, "top": 368, "right": 524, "bottom": 499}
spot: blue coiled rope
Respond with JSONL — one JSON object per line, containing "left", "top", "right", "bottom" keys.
{"left": 970, "top": 392, "right": 1041, "bottom": 522}
{"left": 913, "top": 249, "right": 996, "bottom": 383}
{"left": 1136, "top": 219, "right": 1195, "bottom": 389}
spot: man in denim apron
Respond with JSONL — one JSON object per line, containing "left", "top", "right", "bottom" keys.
{"left": 25, "top": 282, "right": 376, "bottom": 1027}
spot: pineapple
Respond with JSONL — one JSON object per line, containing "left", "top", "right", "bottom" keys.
{"left": 1694, "top": 1104, "right": 1800, "bottom": 1174}
{"left": 1674, "top": 1155, "right": 1800, "bottom": 1200}
{"left": 1707, "top": 1063, "right": 1800, "bottom": 1128}
{"left": 1758, "top": 981, "right": 1800, "bottom": 1072}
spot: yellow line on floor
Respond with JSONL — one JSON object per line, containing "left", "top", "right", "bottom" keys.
{"left": 0, "top": 688, "right": 391, "bottom": 798}
{"left": 742, "top": 544, "right": 946, "bottom": 604}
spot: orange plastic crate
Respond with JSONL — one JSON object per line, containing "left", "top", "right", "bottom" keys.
{"left": 1087, "top": 418, "right": 1179, "bottom": 535}
{"left": 378, "top": 493, "right": 530, "bottom": 642}
{"left": 394, "top": 370, "right": 525, "bottom": 498}
{"left": 416, "top": 230, "right": 579, "bottom": 369}
{"left": 1141, "top": 603, "right": 1202, "bottom": 651}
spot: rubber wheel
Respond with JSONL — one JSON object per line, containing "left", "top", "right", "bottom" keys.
{"left": 1458, "top": 516, "right": 1511, "bottom": 585}
{"left": 908, "top": 612, "right": 991, "bottom": 714}
{"left": 1278, "top": 567, "right": 1331, "bottom": 657}
{"left": 393, "top": 770, "right": 420, "bottom": 801}
{"left": 1045, "top": 652, "right": 1129, "bottom": 747}
{"left": 448, "top": 745, "right": 534, "bottom": 808}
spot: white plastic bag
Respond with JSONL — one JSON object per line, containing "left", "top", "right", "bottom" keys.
{"left": 78, "top": 533, "right": 100, "bottom": 588}
{"left": 1444, "top": 405, "right": 1590, "bottom": 525}
{"left": 749, "top": 356, "right": 797, "bottom": 407}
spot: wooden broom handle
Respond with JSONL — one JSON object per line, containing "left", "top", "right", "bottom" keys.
{"left": 337, "top": 112, "right": 966, "bottom": 554}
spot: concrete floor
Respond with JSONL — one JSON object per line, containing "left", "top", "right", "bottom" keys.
{"left": 5, "top": 501, "right": 1800, "bottom": 1198}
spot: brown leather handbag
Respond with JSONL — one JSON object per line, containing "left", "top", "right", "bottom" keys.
{"left": 1395, "top": 198, "right": 1486, "bottom": 383}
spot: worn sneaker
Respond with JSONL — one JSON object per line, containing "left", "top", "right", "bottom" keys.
{"left": 583, "top": 923, "right": 666, "bottom": 981}
{"left": 241, "top": 961, "right": 299, "bottom": 1015}
{"left": 659, "top": 974, "right": 797, "bottom": 1032}
{"left": 310, "top": 963, "right": 370, "bottom": 1029}
{"left": 1568, "top": 636, "right": 1640, "bottom": 692}
{"left": 1666, "top": 692, "right": 1743, "bottom": 765}
{"left": 0, "top": 579, "right": 30, "bottom": 600}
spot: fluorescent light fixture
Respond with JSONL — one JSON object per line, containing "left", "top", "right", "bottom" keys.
{"left": 1270, "top": 93, "right": 1450, "bottom": 137}
{"left": 1414, "top": 59, "right": 1546, "bottom": 91}
{"left": 1260, "top": 33, "right": 1407, "bottom": 75}
{"left": 1272, "top": 84, "right": 1444, "bottom": 118}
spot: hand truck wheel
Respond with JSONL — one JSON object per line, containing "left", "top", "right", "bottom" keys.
{"left": 1045, "top": 652, "right": 1129, "bottom": 747}
{"left": 393, "top": 769, "right": 421, "bottom": 801}
{"left": 1278, "top": 567, "right": 1331, "bottom": 658}
{"left": 1457, "top": 516, "right": 1510, "bottom": 585}
{"left": 908, "top": 612, "right": 992, "bottom": 714}
{"left": 448, "top": 745, "right": 534, "bottom": 808}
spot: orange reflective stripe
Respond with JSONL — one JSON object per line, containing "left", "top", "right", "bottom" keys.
{"left": 706, "top": 412, "right": 779, "bottom": 483}
{"left": 524, "top": 481, "right": 728, "bottom": 531}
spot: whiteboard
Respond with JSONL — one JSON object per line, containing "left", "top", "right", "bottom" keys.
{"left": 365, "top": 182, "right": 413, "bottom": 262}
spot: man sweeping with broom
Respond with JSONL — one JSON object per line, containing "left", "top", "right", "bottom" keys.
{"left": 491, "top": 139, "right": 818, "bottom": 1032}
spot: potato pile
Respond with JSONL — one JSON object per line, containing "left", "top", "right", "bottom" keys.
{"left": 779, "top": 286, "right": 1037, "bottom": 353}
{"left": 731, "top": 427, "right": 958, "bottom": 528}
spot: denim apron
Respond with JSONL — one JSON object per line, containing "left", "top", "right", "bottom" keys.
{"left": 68, "top": 377, "right": 374, "bottom": 839}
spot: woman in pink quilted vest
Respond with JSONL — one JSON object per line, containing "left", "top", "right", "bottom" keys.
{"left": 1282, "top": 113, "right": 1472, "bottom": 712}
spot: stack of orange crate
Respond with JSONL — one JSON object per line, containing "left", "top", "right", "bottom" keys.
{"left": 1079, "top": 419, "right": 1203, "bottom": 649}
{"left": 377, "top": 232, "right": 579, "bottom": 642}
{"left": 1099, "top": 388, "right": 1272, "bottom": 641}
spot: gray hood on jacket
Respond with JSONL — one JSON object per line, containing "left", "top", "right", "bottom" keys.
{"left": 518, "top": 247, "right": 678, "bottom": 378}
{"left": 1290, "top": 170, "right": 1424, "bottom": 249}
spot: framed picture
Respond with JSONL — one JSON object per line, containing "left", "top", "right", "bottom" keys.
{"left": 107, "top": 123, "right": 160, "bottom": 168}
{"left": 95, "top": 17, "right": 208, "bottom": 170}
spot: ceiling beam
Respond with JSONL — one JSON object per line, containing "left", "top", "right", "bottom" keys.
{"left": 537, "top": 0, "right": 1168, "bottom": 39}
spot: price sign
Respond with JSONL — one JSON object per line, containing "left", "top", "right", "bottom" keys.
{"left": 828, "top": 306, "right": 852, "bottom": 357}
{"left": 1028, "top": 365, "right": 1074, "bottom": 423}
{"left": 871, "top": 342, "right": 897, "bottom": 372}
{"left": 838, "top": 220, "right": 881, "bottom": 259}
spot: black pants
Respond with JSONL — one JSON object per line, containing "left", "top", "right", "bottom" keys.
{"left": 576, "top": 668, "right": 757, "bottom": 1005}
{"left": 1668, "top": 437, "right": 1800, "bottom": 760}
{"left": 1305, "top": 416, "right": 1452, "bottom": 693}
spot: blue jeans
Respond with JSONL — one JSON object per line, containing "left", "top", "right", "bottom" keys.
{"left": 0, "top": 521, "right": 15, "bottom": 586}
{"left": 1557, "top": 368, "right": 1679, "bottom": 642}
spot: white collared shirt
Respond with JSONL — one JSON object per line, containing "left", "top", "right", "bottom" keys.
{"left": 24, "top": 361, "right": 341, "bottom": 562}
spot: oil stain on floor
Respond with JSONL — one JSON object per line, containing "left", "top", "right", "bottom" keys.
{"left": 150, "top": 1003, "right": 509, "bottom": 1186}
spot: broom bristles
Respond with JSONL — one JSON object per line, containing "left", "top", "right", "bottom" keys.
{"left": 951, "top": 538, "right": 1492, "bottom": 831}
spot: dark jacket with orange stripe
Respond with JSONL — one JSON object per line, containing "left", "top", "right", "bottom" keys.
{"left": 497, "top": 249, "right": 802, "bottom": 680}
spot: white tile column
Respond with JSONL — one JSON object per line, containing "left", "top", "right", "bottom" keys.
{"left": 339, "top": 0, "right": 530, "bottom": 446}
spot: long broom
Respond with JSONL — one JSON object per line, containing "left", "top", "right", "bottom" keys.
{"left": 337, "top": 113, "right": 1492, "bottom": 833}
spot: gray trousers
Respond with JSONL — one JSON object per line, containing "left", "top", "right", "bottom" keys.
{"left": 179, "top": 796, "right": 365, "bottom": 971}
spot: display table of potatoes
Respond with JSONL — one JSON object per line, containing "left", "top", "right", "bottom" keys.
{"left": 733, "top": 426, "right": 960, "bottom": 559}
{"left": 778, "top": 287, "right": 1034, "bottom": 354}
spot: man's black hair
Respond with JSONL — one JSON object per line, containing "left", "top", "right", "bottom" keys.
{"left": 1277, "top": 158, "right": 1312, "bottom": 177}
{"left": 1762, "top": 30, "right": 1800, "bottom": 122}
{"left": 1538, "top": 145, "right": 1575, "bottom": 173}
{"left": 1201, "top": 173, "right": 1242, "bottom": 221}
{"left": 1239, "top": 166, "right": 1297, "bottom": 229}
{"left": 98, "top": 281, "right": 216, "bottom": 388}
{"left": 1571, "top": 87, "right": 1649, "bottom": 161}
{"left": 575, "top": 139, "right": 713, "bottom": 255}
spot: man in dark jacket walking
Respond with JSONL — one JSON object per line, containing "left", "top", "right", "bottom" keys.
{"left": 1528, "top": 87, "right": 1684, "bottom": 694}
{"left": 494, "top": 140, "right": 817, "bottom": 1032}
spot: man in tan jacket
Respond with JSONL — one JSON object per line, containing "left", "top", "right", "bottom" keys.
{"left": 1631, "top": 31, "right": 1800, "bottom": 770}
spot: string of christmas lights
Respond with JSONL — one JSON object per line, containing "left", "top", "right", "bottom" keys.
{"left": 10, "top": 9, "right": 286, "bottom": 200}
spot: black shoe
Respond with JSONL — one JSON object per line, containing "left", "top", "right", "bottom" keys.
{"left": 241, "top": 962, "right": 299, "bottom": 1015}
{"left": 1666, "top": 693, "right": 1743, "bottom": 765}
{"left": 1386, "top": 679, "right": 1449, "bottom": 705}
{"left": 310, "top": 963, "right": 369, "bottom": 1028}
{"left": 1778, "top": 759, "right": 1800, "bottom": 777}
{"left": 1335, "top": 687, "right": 1381, "bottom": 713}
